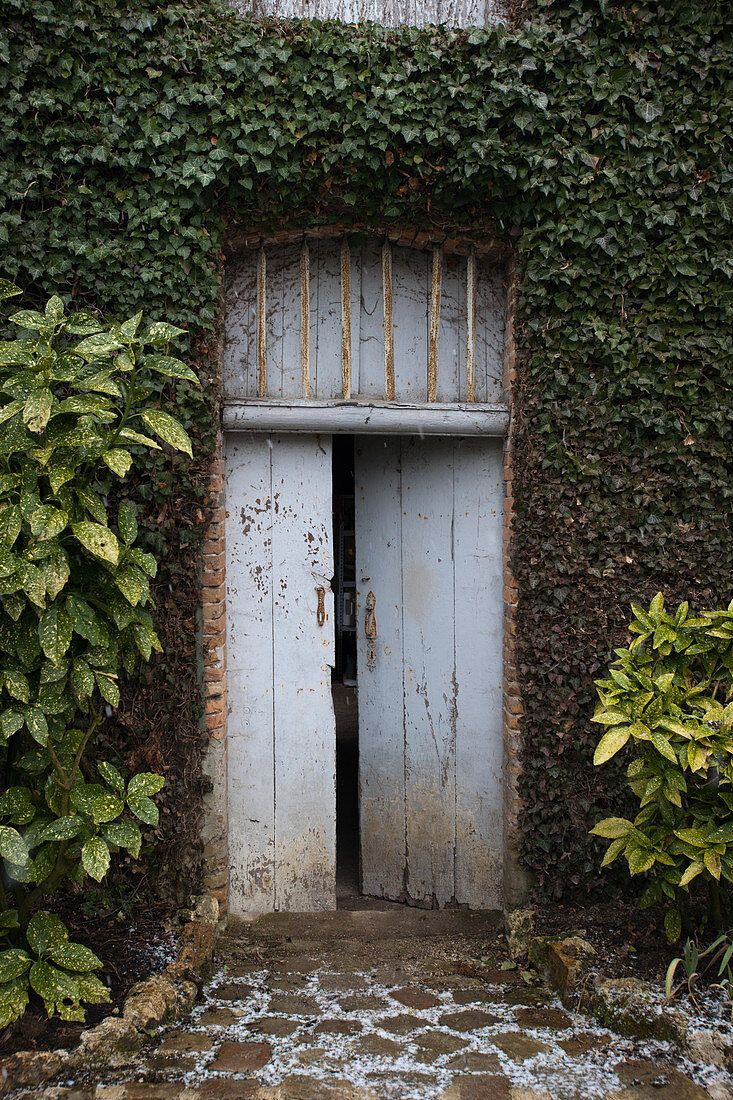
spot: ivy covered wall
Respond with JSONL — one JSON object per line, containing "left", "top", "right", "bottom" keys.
{"left": 1, "top": 0, "right": 730, "bottom": 899}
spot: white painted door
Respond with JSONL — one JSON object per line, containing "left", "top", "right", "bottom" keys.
{"left": 225, "top": 433, "right": 336, "bottom": 913}
{"left": 355, "top": 436, "right": 504, "bottom": 908}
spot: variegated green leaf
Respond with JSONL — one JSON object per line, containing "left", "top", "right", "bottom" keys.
{"left": 142, "top": 321, "right": 185, "bottom": 345}
{"left": 94, "top": 672, "right": 119, "bottom": 707}
{"left": 117, "top": 502, "right": 138, "bottom": 546}
{"left": 98, "top": 761, "right": 124, "bottom": 792}
{"left": 23, "top": 389, "right": 53, "bottom": 434}
{"left": 103, "top": 819, "right": 141, "bottom": 858}
{"left": 30, "top": 505, "right": 68, "bottom": 542}
{"left": 4, "top": 670, "right": 29, "bottom": 703}
{"left": 49, "top": 942, "right": 101, "bottom": 972}
{"left": 0, "top": 826, "right": 29, "bottom": 867}
{"left": 0, "top": 975, "right": 29, "bottom": 1028}
{"left": 71, "top": 521, "right": 119, "bottom": 565}
{"left": 39, "top": 816, "right": 84, "bottom": 842}
{"left": 127, "top": 792, "right": 159, "bottom": 826}
{"left": 0, "top": 949, "right": 30, "bottom": 982}
{"left": 39, "top": 549, "right": 70, "bottom": 600}
{"left": 38, "top": 605, "right": 73, "bottom": 665}
{"left": 1, "top": 709, "right": 25, "bottom": 740}
{"left": 102, "top": 449, "right": 132, "bottom": 478}
{"left": 81, "top": 837, "right": 110, "bottom": 881}
{"left": 133, "top": 620, "right": 161, "bottom": 661}
{"left": 0, "top": 280, "right": 22, "bottom": 302}
{"left": 139, "top": 410, "right": 193, "bottom": 457}
{"left": 27, "top": 911, "right": 68, "bottom": 955}
{"left": 144, "top": 355, "right": 198, "bottom": 383}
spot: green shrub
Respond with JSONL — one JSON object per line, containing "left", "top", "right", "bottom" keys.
{"left": 0, "top": 279, "right": 197, "bottom": 1025}
{"left": 590, "top": 594, "right": 733, "bottom": 942}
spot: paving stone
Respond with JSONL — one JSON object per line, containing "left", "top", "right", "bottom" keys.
{"left": 611, "top": 1059, "right": 711, "bottom": 1099}
{"left": 294, "top": 1045, "right": 327, "bottom": 1066}
{"left": 249, "top": 1015, "right": 300, "bottom": 1037}
{"left": 438, "top": 1008, "right": 501, "bottom": 1031}
{"left": 209, "top": 1040, "right": 273, "bottom": 1073}
{"left": 273, "top": 1076, "right": 377, "bottom": 1100}
{"left": 558, "top": 1033, "right": 601, "bottom": 1056}
{"left": 317, "top": 972, "right": 368, "bottom": 992}
{"left": 353, "top": 1034, "right": 405, "bottom": 1058}
{"left": 450, "top": 988, "right": 495, "bottom": 1006}
{"left": 389, "top": 986, "right": 442, "bottom": 1009}
{"left": 440, "top": 1073, "right": 513, "bottom": 1100}
{"left": 379, "top": 1012, "right": 425, "bottom": 1035}
{"left": 210, "top": 981, "right": 254, "bottom": 1002}
{"left": 199, "top": 1083, "right": 259, "bottom": 1099}
{"left": 338, "top": 993, "right": 389, "bottom": 1012}
{"left": 515, "top": 1005, "right": 572, "bottom": 1030}
{"left": 268, "top": 993, "right": 319, "bottom": 1015}
{"left": 313, "top": 1017, "right": 363, "bottom": 1035}
{"left": 155, "top": 1031, "right": 215, "bottom": 1055}
{"left": 501, "top": 986, "right": 550, "bottom": 1008}
{"left": 198, "top": 1006, "right": 243, "bottom": 1026}
{"left": 365, "top": 1072, "right": 436, "bottom": 1089}
{"left": 413, "top": 1029, "right": 466, "bottom": 1055}
{"left": 491, "top": 1031, "right": 551, "bottom": 1061}
{"left": 118, "top": 1089, "right": 194, "bottom": 1100}
{"left": 446, "top": 1051, "right": 503, "bottom": 1072}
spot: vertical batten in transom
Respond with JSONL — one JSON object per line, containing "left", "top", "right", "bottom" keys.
{"left": 300, "top": 240, "right": 311, "bottom": 398}
{"left": 428, "top": 245, "right": 443, "bottom": 403}
{"left": 382, "top": 242, "right": 395, "bottom": 401}
{"left": 340, "top": 238, "right": 352, "bottom": 399}
{"left": 466, "top": 247, "right": 476, "bottom": 403}
{"left": 256, "top": 246, "right": 267, "bottom": 397}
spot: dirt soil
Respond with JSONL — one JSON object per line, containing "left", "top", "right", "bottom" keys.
{"left": 0, "top": 898, "right": 176, "bottom": 1059}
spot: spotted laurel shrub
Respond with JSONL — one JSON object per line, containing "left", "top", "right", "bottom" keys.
{"left": 0, "top": 279, "right": 197, "bottom": 1026}
{"left": 590, "top": 594, "right": 733, "bottom": 942}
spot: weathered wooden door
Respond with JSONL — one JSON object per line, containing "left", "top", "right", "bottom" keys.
{"left": 355, "top": 435, "right": 503, "bottom": 909}
{"left": 225, "top": 433, "right": 336, "bottom": 913}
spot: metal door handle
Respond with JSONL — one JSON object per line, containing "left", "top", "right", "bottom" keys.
{"left": 316, "top": 586, "right": 326, "bottom": 626}
{"left": 365, "top": 590, "right": 377, "bottom": 671}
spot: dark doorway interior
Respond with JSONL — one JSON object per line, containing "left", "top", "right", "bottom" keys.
{"left": 332, "top": 436, "right": 360, "bottom": 903}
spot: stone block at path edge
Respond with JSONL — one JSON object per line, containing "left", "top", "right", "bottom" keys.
{"left": 209, "top": 1040, "right": 272, "bottom": 1073}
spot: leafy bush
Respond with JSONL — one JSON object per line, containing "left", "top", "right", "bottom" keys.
{"left": 590, "top": 594, "right": 733, "bottom": 942}
{"left": 0, "top": 279, "right": 197, "bottom": 1026}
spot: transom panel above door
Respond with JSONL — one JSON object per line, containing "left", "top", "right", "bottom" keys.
{"left": 223, "top": 234, "right": 507, "bottom": 407}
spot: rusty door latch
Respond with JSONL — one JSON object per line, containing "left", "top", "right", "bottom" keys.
{"left": 315, "top": 586, "right": 326, "bottom": 626}
{"left": 365, "top": 590, "right": 377, "bottom": 671}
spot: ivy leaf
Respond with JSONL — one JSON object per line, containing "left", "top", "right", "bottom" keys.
{"left": 71, "top": 522, "right": 119, "bottom": 565}
{"left": 635, "top": 101, "right": 662, "bottom": 122}
{"left": 139, "top": 411, "right": 193, "bottom": 457}
{"left": 81, "top": 837, "right": 110, "bottom": 881}
{"left": 38, "top": 605, "right": 73, "bottom": 665}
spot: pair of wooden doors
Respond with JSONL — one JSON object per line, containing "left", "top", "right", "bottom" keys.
{"left": 225, "top": 431, "right": 503, "bottom": 913}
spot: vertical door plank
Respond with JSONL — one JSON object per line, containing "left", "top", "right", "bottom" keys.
{"left": 453, "top": 438, "right": 504, "bottom": 907}
{"left": 355, "top": 437, "right": 406, "bottom": 901}
{"left": 401, "top": 437, "right": 457, "bottom": 906}
{"left": 223, "top": 254, "right": 258, "bottom": 399}
{"left": 280, "top": 246, "right": 302, "bottom": 398}
{"left": 225, "top": 434, "right": 276, "bottom": 912}
{"left": 313, "top": 239, "right": 343, "bottom": 400}
{"left": 357, "top": 239, "right": 385, "bottom": 398}
{"left": 476, "top": 262, "right": 506, "bottom": 403}
{"left": 392, "top": 247, "right": 429, "bottom": 402}
{"left": 271, "top": 434, "right": 336, "bottom": 910}
{"left": 437, "top": 252, "right": 464, "bottom": 403}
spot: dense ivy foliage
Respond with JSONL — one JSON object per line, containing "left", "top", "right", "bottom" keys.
{"left": 0, "top": 0, "right": 730, "bottom": 899}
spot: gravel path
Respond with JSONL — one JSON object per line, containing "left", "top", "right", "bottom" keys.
{"left": 29, "top": 910, "right": 733, "bottom": 1100}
